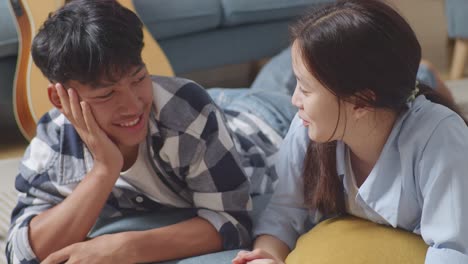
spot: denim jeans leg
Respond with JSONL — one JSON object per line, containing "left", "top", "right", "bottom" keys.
{"left": 416, "top": 64, "right": 437, "bottom": 90}
{"left": 225, "top": 91, "right": 297, "bottom": 138}
{"left": 251, "top": 47, "right": 296, "bottom": 96}
{"left": 207, "top": 47, "right": 298, "bottom": 137}
{"left": 206, "top": 88, "right": 250, "bottom": 108}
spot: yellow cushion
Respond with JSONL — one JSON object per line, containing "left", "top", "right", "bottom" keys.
{"left": 286, "top": 216, "right": 428, "bottom": 264}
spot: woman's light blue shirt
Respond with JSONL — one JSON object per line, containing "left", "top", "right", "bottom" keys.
{"left": 254, "top": 95, "right": 468, "bottom": 264}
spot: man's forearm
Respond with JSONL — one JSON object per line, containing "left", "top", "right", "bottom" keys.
{"left": 122, "top": 216, "right": 223, "bottom": 263}
{"left": 29, "top": 165, "right": 119, "bottom": 261}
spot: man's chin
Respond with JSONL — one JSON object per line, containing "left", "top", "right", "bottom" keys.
{"left": 119, "top": 132, "right": 147, "bottom": 146}
{"left": 110, "top": 128, "right": 147, "bottom": 149}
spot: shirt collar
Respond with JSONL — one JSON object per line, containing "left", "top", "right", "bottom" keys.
{"left": 335, "top": 97, "right": 427, "bottom": 227}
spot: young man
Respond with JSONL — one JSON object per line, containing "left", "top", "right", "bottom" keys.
{"left": 6, "top": 0, "right": 297, "bottom": 263}
{"left": 6, "top": 1, "right": 449, "bottom": 263}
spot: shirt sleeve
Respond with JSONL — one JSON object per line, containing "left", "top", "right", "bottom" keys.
{"left": 418, "top": 115, "right": 468, "bottom": 264}
{"left": 181, "top": 101, "right": 253, "bottom": 250}
{"left": 6, "top": 118, "right": 64, "bottom": 264}
{"left": 253, "top": 114, "right": 316, "bottom": 250}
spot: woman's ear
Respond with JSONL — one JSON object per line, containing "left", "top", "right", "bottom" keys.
{"left": 352, "top": 104, "right": 370, "bottom": 120}
{"left": 47, "top": 83, "right": 62, "bottom": 109}
{"left": 352, "top": 89, "right": 376, "bottom": 119}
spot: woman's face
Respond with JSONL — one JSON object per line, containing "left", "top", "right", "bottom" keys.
{"left": 291, "top": 41, "right": 352, "bottom": 142}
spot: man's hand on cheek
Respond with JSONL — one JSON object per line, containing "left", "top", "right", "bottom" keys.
{"left": 54, "top": 83, "right": 124, "bottom": 176}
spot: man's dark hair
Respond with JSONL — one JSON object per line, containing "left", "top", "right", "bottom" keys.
{"left": 32, "top": 0, "right": 144, "bottom": 87}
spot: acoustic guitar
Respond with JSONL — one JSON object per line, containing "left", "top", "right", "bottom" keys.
{"left": 8, "top": 0, "right": 174, "bottom": 141}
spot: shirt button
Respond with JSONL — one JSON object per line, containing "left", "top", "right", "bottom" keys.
{"left": 135, "top": 196, "right": 144, "bottom": 203}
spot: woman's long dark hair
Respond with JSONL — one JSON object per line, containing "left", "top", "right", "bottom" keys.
{"left": 291, "top": 0, "right": 467, "bottom": 216}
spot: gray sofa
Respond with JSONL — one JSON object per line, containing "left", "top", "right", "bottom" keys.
{"left": 445, "top": 0, "right": 468, "bottom": 79}
{"left": 0, "top": 0, "right": 19, "bottom": 128}
{"left": 0, "top": 0, "right": 334, "bottom": 130}
{"left": 133, "top": 0, "right": 333, "bottom": 74}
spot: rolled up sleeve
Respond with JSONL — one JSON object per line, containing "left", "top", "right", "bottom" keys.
{"left": 253, "top": 114, "right": 315, "bottom": 250}
{"left": 7, "top": 202, "right": 51, "bottom": 264}
{"left": 425, "top": 247, "right": 468, "bottom": 264}
{"left": 6, "top": 116, "right": 65, "bottom": 264}
{"left": 418, "top": 115, "right": 468, "bottom": 264}
{"left": 7, "top": 161, "right": 60, "bottom": 264}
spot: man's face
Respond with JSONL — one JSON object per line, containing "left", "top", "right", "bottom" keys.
{"left": 65, "top": 65, "right": 153, "bottom": 149}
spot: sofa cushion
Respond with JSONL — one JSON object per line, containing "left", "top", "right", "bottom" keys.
{"left": 220, "top": 0, "right": 334, "bottom": 26}
{"left": 159, "top": 21, "right": 291, "bottom": 74}
{"left": 0, "top": 1, "right": 19, "bottom": 58}
{"left": 0, "top": 57, "right": 18, "bottom": 128}
{"left": 286, "top": 216, "right": 428, "bottom": 264}
{"left": 133, "top": 0, "right": 222, "bottom": 40}
{"left": 445, "top": 0, "right": 468, "bottom": 38}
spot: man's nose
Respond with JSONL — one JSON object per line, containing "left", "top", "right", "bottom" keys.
{"left": 118, "top": 88, "right": 142, "bottom": 114}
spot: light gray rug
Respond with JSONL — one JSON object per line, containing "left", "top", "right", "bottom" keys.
{"left": 0, "top": 158, "right": 20, "bottom": 264}
{"left": 0, "top": 190, "right": 16, "bottom": 264}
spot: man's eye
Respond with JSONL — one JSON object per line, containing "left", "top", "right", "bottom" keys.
{"left": 96, "top": 91, "right": 114, "bottom": 99}
{"left": 136, "top": 74, "right": 147, "bottom": 83}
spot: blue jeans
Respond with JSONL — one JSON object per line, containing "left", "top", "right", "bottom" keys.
{"left": 207, "top": 47, "right": 297, "bottom": 138}
{"left": 416, "top": 63, "right": 437, "bottom": 89}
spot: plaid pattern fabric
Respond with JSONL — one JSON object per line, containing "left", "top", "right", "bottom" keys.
{"left": 6, "top": 76, "right": 280, "bottom": 264}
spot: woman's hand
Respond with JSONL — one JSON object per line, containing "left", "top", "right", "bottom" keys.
{"left": 54, "top": 83, "right": 123, "bottom": 175}
{"left": 232, "top": 249, "right": 286, "bottom": 264}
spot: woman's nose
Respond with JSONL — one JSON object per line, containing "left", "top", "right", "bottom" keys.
{"left": 291, "top": 86, "right": 302, "bottom": 108}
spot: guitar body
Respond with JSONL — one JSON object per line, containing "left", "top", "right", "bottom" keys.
{"left": 8, "top": 0, "right": 63, "bottom": 140}
{"left": 8, "top": 0, "right": 174, "bottom": 141}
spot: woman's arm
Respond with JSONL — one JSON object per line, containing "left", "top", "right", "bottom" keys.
{"left": 418, "top": 115, "right": 468, "bottom": 263}
{"left": 233, "top": 115, "right": 314, "bottom": 264}
{"left": 254, "top": 235, "right": 291, "bottom": 260}
{"left": 232, "top": 234, "right": 289, "bottom": 264}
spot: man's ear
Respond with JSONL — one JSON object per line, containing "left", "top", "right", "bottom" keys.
{"left": 47, "top": 83, "right": 62, "bottom": 109}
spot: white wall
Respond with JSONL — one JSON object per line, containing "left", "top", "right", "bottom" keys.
{"left": 391, "top": 0, "right": 449, "bottom": 72}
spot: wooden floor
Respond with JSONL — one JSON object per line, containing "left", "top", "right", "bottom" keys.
{"left": 0, "top": 127, "right": 28, "bottom": 159}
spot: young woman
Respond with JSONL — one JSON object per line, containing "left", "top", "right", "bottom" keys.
{"left": 232, "top": 0, "right": 468, "bottom": 263}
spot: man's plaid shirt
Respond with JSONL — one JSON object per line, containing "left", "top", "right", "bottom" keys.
{"left": 6, "top": 76, "right": 281, "bottom": 264}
